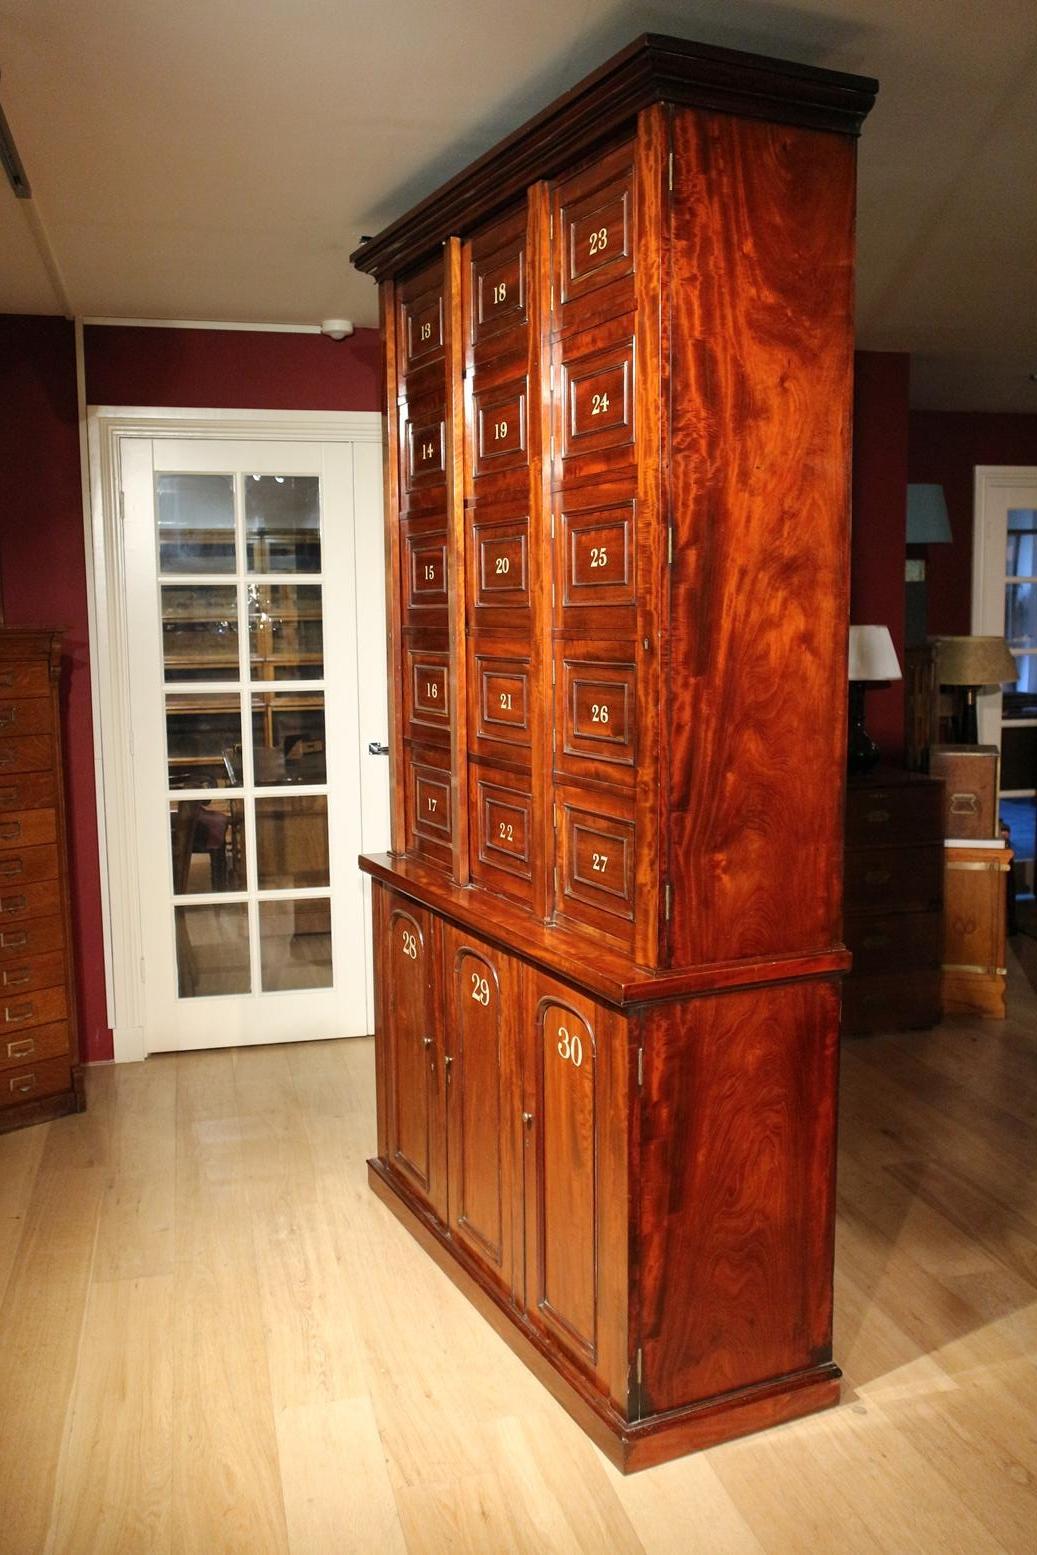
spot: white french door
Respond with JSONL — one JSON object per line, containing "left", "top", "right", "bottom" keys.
{"left": 112, "top": 430, "right": 384, "bottom": 1051}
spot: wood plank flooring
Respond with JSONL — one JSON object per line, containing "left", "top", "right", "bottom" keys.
{"left": 2, "top": 949, "right": 1036, "bottom": 1554}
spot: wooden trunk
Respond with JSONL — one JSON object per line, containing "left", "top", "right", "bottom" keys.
{"left": 352, "top": 33, "right": 877, "bottom": 1470}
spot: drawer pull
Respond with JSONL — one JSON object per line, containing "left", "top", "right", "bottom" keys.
{"left": 9, "top": 1072, "right": 37, "bottom": 1095}
{"left": 2, "top": 967, "right": 30, "bottom": 988}
{"left": 864, "top": 869, "right": 891, "bottom": 887}
{"left": 4, "top": 1002, "right": 33, "bottom": 1024}
{"left": 0, "top": 930, "right": 28, "bottom": 948}
{"left": 0, "top": 708, "right": 15, "bottom": 729}
{"left": 0, "top": 859, "right": 24, "bottom": 878}
{"left": 0, "top": 821, "right": 20, "bottom": 841}
{"left": 6, "top": 1037, "right": 34, "bottom": 1059}
{"left": 1, "top": 895, "right": 27, "bottom": 915}
{"left": 866, "top": 808, "right": 890, "bottom": 825}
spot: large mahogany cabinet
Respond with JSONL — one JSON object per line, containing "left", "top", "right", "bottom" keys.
{"left": 353, "top": 34, "right": 876, "bottom": 1470}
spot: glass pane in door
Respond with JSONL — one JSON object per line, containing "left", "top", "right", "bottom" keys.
{"left": 165, "top": 694, "right": 243, "bottom": 789}
{"left": 246, "top": 475, "right": 321, "bottom": 573}
{"left": 251, "top": 691, "right": 326, "bottom": 785}
{"left": 248, "top": 584, "right": 323, "bottom": 679}
{"left": 255, "top": 795, "right": 330, "bottom": 888}
{"left": 157, "top": 474, "right": 236, "bottom": 572}
{"left": 161, "top": 584, "right": 239, "bottom": 682}
{"left": 169, "top": 799, "right": 247, "bottom": 893}
{"left": 175, "top": 903, "right": 251, "bottom": 997}
{"left": 259, "top": 898, "right": 333, "bottom": 991}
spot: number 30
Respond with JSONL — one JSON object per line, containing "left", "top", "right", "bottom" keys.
{"left": 556, "top": 1024, "right": 584, "bottom": 1068}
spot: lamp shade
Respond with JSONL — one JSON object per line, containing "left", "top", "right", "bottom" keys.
{"left": 931, "top": 634, "right": 1018, "bottom": 686}
{"left": 848, "top": 624, "right": 902, "bottom": 682}
{"left": 906, "top": 484, "right": 952, "bottom": 543}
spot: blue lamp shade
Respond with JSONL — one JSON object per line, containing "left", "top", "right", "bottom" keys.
{"left": 906, "top": 483, "right": 952, "bottom": 544}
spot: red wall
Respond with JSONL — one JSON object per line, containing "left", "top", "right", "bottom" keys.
{"left": 909, "top": 412, "right": 1037, "bottom": 635}
{"left": 1, "top": 315, "right": 380, "bottom": 1063}
{"left": 85, "top": 324, "right": 381, "bottom": 409}
{"left": 850, "top": 351, "right": 910, "bottom": 760}
{"left": 0, "top": 316, "right": 111, "bottom": 1063}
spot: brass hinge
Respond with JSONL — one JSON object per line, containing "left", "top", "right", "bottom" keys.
{"left": 667, "top": 525, "right": 674, "bottom": 565}
{"left": 550, "top": 580, "right": 556, "bottom": 610}
{"left": 663, "top": 880, "right": 672, "bottom": 921}
{"left": 631, "top": 1346, "right": 644, "bottom": 1416}
{"left": 551, "top": 659, "right": 556, "bottom": 687}
{"left": 553, "top": 803, "right": 559, "bottom": 831}
{"left": 637, "top": 1047, "right": 644, "bottom": 1089}
{"left": 550, "top": 282, "right": 555, "bottom": 312}
{"left": 668, "top": 151, "right": 674, "bottom": 192}
{"left": 549, "top": 432, "right": 555, "bottom": 462}
{"left": 549, "top": 363, "right": 555, "bottom": 393}
{"left": 549, "top": 510, "right": 555, "bottom": 540}
{"left": 553, "top": 865, "right": 560, "bottom": 897}
{"left": 549, "top": 210, "right": 554, "bottom": 240}
{"left": 118, "top": 489, "right": 125, "bottom": 523}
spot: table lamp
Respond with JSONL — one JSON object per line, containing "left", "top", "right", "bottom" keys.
{"left": 930, "top": 635, "right": 1018, "bottom": 743}
{"left": 848, "top": 624, "right": 902, "bottom": 773}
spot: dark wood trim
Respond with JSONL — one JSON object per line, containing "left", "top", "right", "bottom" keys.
{"left": 359, "top": 850, "right": 849, "bottom": 1006}
{"left": 369, "top": 1157, "right": 841, "bottom": 1471}
{"left": 351, "top": 34, "right": 877, "bottom": 282}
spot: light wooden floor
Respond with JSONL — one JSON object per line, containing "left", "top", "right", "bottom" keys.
{"left": 2, "top": 954, "right": 1036, "bottom": 1555}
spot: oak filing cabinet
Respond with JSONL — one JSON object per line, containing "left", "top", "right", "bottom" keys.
{"left": 842, "top": 769, "right": 944, "bottom": 1036}
{"left": 0, "top": 629, "right": 83, "bottom": 1131}
{"left": 353, "top": 34, "right": 877, "bottom": 1469}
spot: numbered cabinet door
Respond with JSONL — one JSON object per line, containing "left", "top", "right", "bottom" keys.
{"left": 556, "top": 318, "right": 636, "bottom": 486}
{"left": 443, "top": 927, "right": 518, "bottom": 1294}
{"left": 469, "top": 649, "right": 533, "bottom": 764}
{"left": 557, "top": 499, "right": 637, "bottom": 633}
{"left": 381, "top": 893, "right": 446, "bottom": 1220}
{"left": 468, "top": 509, "right": 531, "bottom": 630}
{"left": 522, "top": 975, "right": 630, "bottom": 1403}
{"left": 403, "top": 643, "right": 451, "bottom": 746}
{"left": 555, "top": 786, "right": 637, "bottom": 951}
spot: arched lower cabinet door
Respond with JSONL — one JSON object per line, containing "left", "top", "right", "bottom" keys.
{"left": 381, "top": 891, "right": 447, "bottom": 1220}
{"left": 522, "top": 972, "right": 631, "bottom": 1409}
{"left": 442, "top": 926, "right": 517, "bottom": 1294}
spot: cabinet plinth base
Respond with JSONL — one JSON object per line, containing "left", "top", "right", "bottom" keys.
{"left": 368, "top": 1158, "right": 842, "bottom": 1472}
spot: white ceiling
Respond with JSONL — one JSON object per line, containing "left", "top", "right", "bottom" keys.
{"left": 1, "top": 0, "right": 1035, "bottom": 410}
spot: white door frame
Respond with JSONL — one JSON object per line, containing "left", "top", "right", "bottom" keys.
{"left": 86, "top": 407, "right": 386, "bottom": 1062}
{"left": 972, "top": 465, "right": 1037, "bottom": 748}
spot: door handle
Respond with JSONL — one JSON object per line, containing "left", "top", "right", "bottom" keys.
{"left": 368, "top": 741, "right": 389, "bottom": 756}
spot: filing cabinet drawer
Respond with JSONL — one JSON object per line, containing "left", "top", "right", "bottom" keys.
{"left": 0, "top": 772, "right": 58, "bottom": 812}
{"left": 0, "top": 662, "right": 49, "bottom": 697}
{"left": 473, "top": 376, "right": 528, "bottom": 477}
{"left": 0, "top": 1019, "right": 70, "bottom": 1070}
{"left": 556, "top": 789, "right": 636, "bottom": 947}
{"left": 844, "top": 911, "right": 942, "bottom": 976}
{"left": 398, "top": 266, "right": 445, "bottom": 377}
{"left": 844, "top": 844, "right": 943, "bottom": 915}
{"left": 557, "top": 649, "right": 636, "bottom": 783}
{"left": 0, "top": 948, "right": 65, "bottom": 997}
{"left": 403, "top": 407, "right": 447, "bottom": 492}
{"left": 842, "top": 971, "right": 941, "bottom": 1037}
{"left": 402, "top": 528, "right": 449, "bottom": 619}
{"left": 0, "top": 736, "right": 54, "bottom": 776}
{"left": 471, "top": 651, "right": 533, "bottom": 758}
{"left": 0, "top": 699, "right": 51, "bottom": 738}
{"left": 555, "top": 142, "right": 635, "bottom": 320}
{"left": 404, "top": 647, "right": 452, "bottom": 742}
{"left": 559, "top": 500, "right": 636, "bottom": 619}
{"left": 0, "top": 844, "right": 59, "bottom": 888}
{"left": 0, "top": 809, "right": 57, "bottom": 848}
{"left": 0, "top": 914, "right": 65, "bottom": 961}
{"left": 1, "top": 983, "right": 68, "bottom": 1033}
{"left": 0, "top": 879, "right": 62, "bottom": 924}
{"left": 406, "top": 746, "right": 453, "bottom": 870}
{"left": 470, "top": 771, "right": 534, "bottom": 907}
{"left": 468, "top": 212, "right": 527, "bottom": 353}
{"left": 845, "top": 783, "right": 943, "bottom": 847}
{"left": 0, "top": 1053, "right": 73, "bottom": 1110}
{"left": 470, "top": 513, "right": 530, "bottom": 623}
{"left": 559, "top": 326, "right": 635, "bottom": 473}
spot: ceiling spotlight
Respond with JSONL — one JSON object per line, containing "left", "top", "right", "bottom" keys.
{"left": 321, "top": 318, "right": 354, "bottom": 340}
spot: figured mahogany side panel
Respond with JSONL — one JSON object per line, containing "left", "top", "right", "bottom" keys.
{"left": 442, "top": 923, "right": 520, "bottom": 1295}
{"left": 637, "top": 979, "right": 840, "bottom": 1412}
{"left": 666, "top": 109, "right": 855, "bottom": 967}
{"left": 444, "top": 238, "right": 470, "bottom": 885}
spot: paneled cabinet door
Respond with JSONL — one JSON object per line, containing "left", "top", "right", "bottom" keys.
{"left": 442, "top": 925, "right": 518, "bottom": 1295}
{"left": 382, "top": 891, "right": 447, "bottom": 1220}
{"left": 521, "top": 971, "right": 630, "bottom": 1407}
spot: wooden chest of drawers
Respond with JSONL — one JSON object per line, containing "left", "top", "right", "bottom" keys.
{"left": 0, "top": 629, "right": 83, "bottom": 1131}
{"left": 842, "top": 769, "right": 944, "bottom": 1035}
